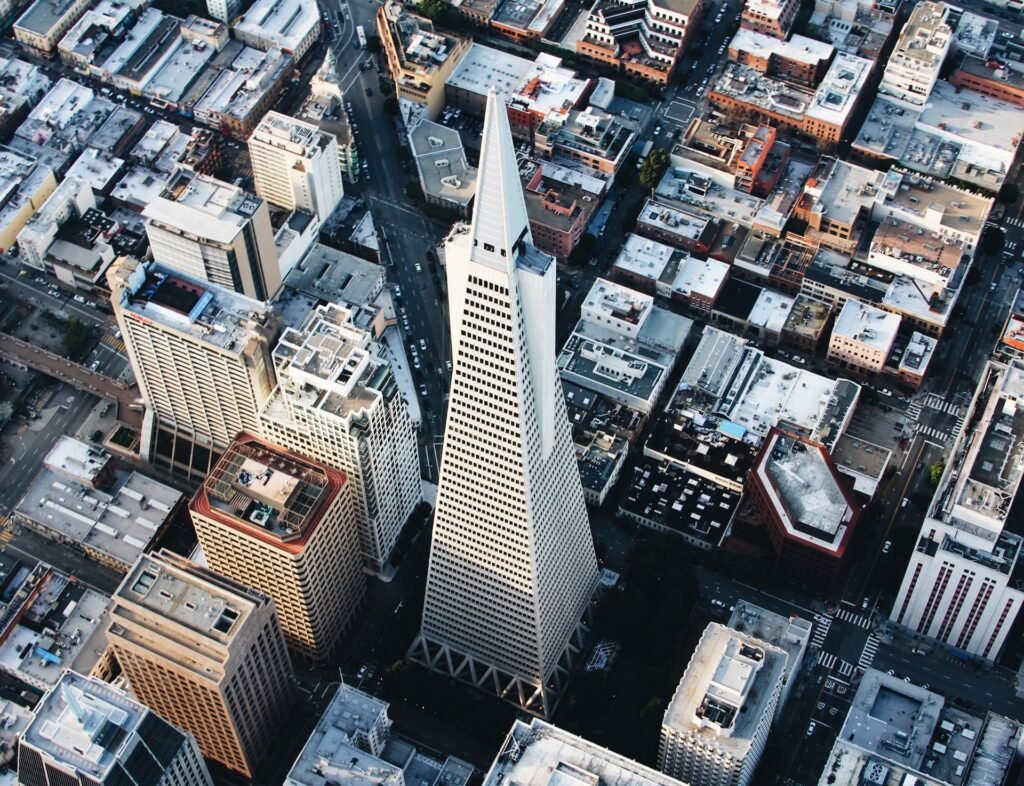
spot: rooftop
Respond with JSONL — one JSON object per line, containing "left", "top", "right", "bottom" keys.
{"left": 611, "top": 233, "right": 682, "bottom": 285}
{"left": 493, "top": 0, "right": 563, "bottom": 34}
{"left": 235, "top": 0, "right": 320, "bottom": 53}
{"left": 662, "top": 623, "right": 787, "bottom": 754}
{"left": 193, "top": 433, "right": 346, "bottom": 547}
{"left": 671, "top": 255, "right": 729, "bottom": 301}
{"left": 945, "top": 359, "right": 1024, "bottom": 533}
{"left": 509, "top": 53, "right": 589, "bottom": 117}
{"left": 747, "top": 289, "right": 795, "bottom": 335}
{"left": 282, "top": 243, "right": 385, "bottom": 310}
{"left": 804, "top": 157, "right": 883, "bottom": 228}
{"left": 619, "top": 457, "right": 740, "bottom": 548}
{"left": 381, "top": 1, "right": 465, "bottom": 79}
{"left": 832, "top": 300, "right": 901, "bottom": 352}
{"left": 43, "top": 436, "right": 112, "bottom": 487}
{"left": 637, "top": 198, "right": 713, "bottom": 243}
{"left": 782, "top": 295, "right": 830, "bottom": 340}
{"left": 16, "top": 463, "right": 180, "bottom": 570}
{"left": 193, "top": 45, "right": 292, "bottom": 123}
{"left": 143, "top": 37, "right": 215, "bottom": 104}
{"left": 729, "top": 28, "right": 835, "bottom": 65}
{"left": 251, "top": 111, "right": 336, "bottom": 159}
{"left": 285, "top": 685, "right": 400, "bottom": 786}
{"left": 23, "top": 671, "right": 188, "bottom": 781}
{"left": 713, "top": 52, "right": 872, "bottom": 128}
{"left": 143, "top": 170, "right": 264, "bottom": 245}
{"left": 869, "top": 215, "right": 964, "bottom": 285}
{"left": 756, "top": 429, "right": 854, "bottom": 549}
{"left": 114, "top": 260, "right": 276, "bottom": 353}
{"left": 270, "top": 303, "right": 393, "bottom": 421}
{"left": 0, "top": 566, "right": 110, "bottom": 691}
{"left": 679, "top": 326, "right": 859, "bottom": 446}
{"left": 873, "top": 168, "right": 991, "bottom": 239}
{"left": 898, "top": 331, "right": 937, "bottom": 377}
{"left": 117, "top": 550, "right": 269, "bottom": 645}
{"left": 409, "top": 119, "right": 477, "bottom": 208}
{"left": 484, "top": 719, "right": 687, "bottom": 786}
{"left": 445, "top": 42, "right": 532, "bottom": 97}
{"left": 14, "top": 0, "right": 85, "bottom": 36}
{"left": 840, "top": 669, "right": 946, "bottom": 770}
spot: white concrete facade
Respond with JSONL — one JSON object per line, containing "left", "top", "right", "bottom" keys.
{"left": 409, "top": 89, "right": 599, "bottom": 718}
{"left": 259, "top": 303, "right": 421, "bottom": 577}
{"left": 248, "top": 111, "right": 343, "bottom": 223}
{"left": 891, "top": 359, "right": 1024, "bottom": 660}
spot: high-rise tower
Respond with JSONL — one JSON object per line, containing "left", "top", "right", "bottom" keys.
{"left": 409, "top": 89, "right": 599, "bottom": 718}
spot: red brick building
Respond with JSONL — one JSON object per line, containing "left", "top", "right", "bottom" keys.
{"left": 745, "top": 428, "right": 859, "bottom": 588}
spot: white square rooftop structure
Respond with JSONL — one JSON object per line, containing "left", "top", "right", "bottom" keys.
{"left": 234, "top": 0, "right": 320, "bottom": 57}
{"left": 832, "top": 300, "right": 901, "bottom": 353}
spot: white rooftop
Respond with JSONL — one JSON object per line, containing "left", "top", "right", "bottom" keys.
{"left": 510, "top": 51, "right": 588, "bottom": 116}
{"left": 918, "top": 80, "right": 1024, "bottom": 167}
{"left": 757, "top": 430, "right": 852, "bottom": 545}
{"left": 805, "top": 52, "right": 873, "bottom": 126}
{"left": 612, "top": 233, "right": 676, "bottom": 281}
{"left": 638, "top": 199, "right": 710, "bottom": 242}
{"left": 671, "top": 255, "right": 729, "bottom": 300}
{"left": 662, "top": 624, "right": 787, "bottom": 753}
{"left": 252, "top": 111, "right": 335, "bottom": 158}
{"left": 832, "top": 299, "right": 901, "bottom": 351}
{"left": 445, "top": 42, "right": 532, "bottom": 98}
{"left": 285, "top": 685, "right": 399, "bottom": 786}
{"left": 729, "top": 28, "right": 834, "bottom": 64}
{"left": 484, "top": 719, "right": 687, "bottom": 786}
{"left": 143, "top": 171, "right": 263, "bottom": 245}
{"left": 235, "top": 0, "right": 319, "bottom": 53}
{"left": 747, "top": 289, "right": 795, "bottom": 334}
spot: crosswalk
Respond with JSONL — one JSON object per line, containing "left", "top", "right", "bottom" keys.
{"left": 0, "top": 516, "right": 14, "bottom": 550}
{"left": 835, "top": 607, "right": 873, "bottom": 629}
{"left": 811, "top": 614, "right": 833, "bottom": 648}
{"left": 858, "top": 634, "right": 881, "bottom": 671}
{"left": 101, "top": 334, "right": 126, "bottom": 354}
{"left": 917, "top": 424, "right": 951, "bottom": 444}
{"left": 906, "top": 400, "right": 922, "bottom": 421}
{"left": 1004, "top": 216, "right": 1024, "bottom": 228}
{"left": 921, "top": 393, "right": 961, "bottom": 416}
{"left": 817, "top": 651, "right": 855, "bottom": 677}
{"left": 950, "top": 414, "right": 966, "bottom": 443}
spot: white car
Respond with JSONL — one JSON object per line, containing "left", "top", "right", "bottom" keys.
{"left": 415, "top": 263, "right": 422, "bottom": 273}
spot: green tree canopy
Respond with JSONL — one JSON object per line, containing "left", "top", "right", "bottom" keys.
{"left": 639, "top": 148, "right": 669, "bottom": 191}
{"left": 417, "top": 0, "right": 449, "bottom": 20}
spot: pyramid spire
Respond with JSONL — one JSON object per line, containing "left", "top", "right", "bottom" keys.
{"left": 469, "top": 88, "right": 531, "bottom": 271}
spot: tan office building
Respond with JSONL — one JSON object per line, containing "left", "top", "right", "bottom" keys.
{"left": 107, "top": 550, "right": 294, "bottom": 780}
{"left": 190, "top": 433, "right": 366, "bottom": 662}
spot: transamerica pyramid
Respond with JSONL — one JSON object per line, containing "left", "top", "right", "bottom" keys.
{"left": 408, "top": 88, "right": 600, "bottom": 718}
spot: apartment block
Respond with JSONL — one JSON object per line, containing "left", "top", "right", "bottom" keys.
{"left": 144, "top": 170, "right": 281, "bottom": 300}
{"left": 249, "top": 111, "right": 344, "bottom": 223}
{"left": 877, "top": 1, "right": 952, "bottom": 108}
{"left": 377, "top": 1, "right": 469, "bottom": 119}
{"left": 827, "top": 300, "right": 901, "bottom": 373}
{"left": 659, "top": 623, "right": 787, "bottom": 786}
{"left": 190, "top": 433, "right": 366, "bottom": 661}
{"left": 534, "top": 106, "right": 636, "bottom": 178}
{"left": 577, "top": 0, "right": 704, "bottom": 85}
{"left": 193, "top": 46, "right": 293, "bottom": 139}
{"left": 18, "top": 671, "right": 212, "bottom": 786}
{"left": 740, "top": 0, "right": 800, "bottom": 38}
{"left": 107, "top": 550, "right": 295, "bottom": 779}
{"left": 259, "top": 303, "right": 421, "bottom": 577}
